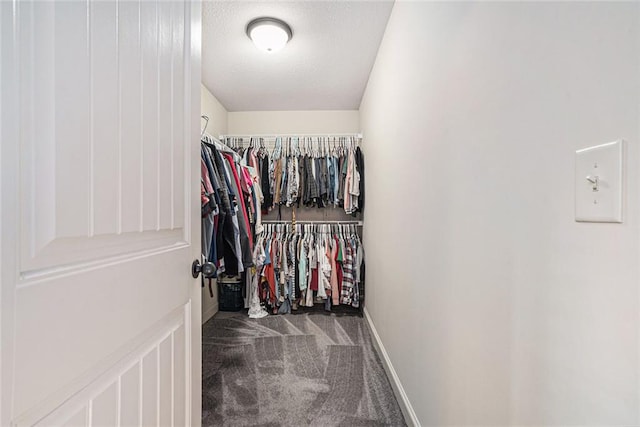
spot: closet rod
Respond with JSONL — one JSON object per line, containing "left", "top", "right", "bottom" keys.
{"left": 201, "top": 132, "right": 242, "bottom": 161}
{"left": 262, "top": 220, "right": 363, "bottom": 225}
{"left": 219, "top": 133, "right": 362, "bottom": 139}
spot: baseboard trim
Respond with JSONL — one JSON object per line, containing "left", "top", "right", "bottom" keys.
{"left": 363, "top": 308, "right": 420, "bottom": 427}
{"left": 202, "top": 302, "right": 218, "bottom": 324}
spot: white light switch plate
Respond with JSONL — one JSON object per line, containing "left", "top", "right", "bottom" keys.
{"left": 575, "top": 140, "right": 624, "bottom": 223}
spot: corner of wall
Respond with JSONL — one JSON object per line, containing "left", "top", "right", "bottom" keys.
{"left": 201, "top": 83, "right": 229, "bottom": 137}
{"left": 202, "top": 300, "right": 218, "bottom": 324}
{"left": 363, "top": 308, "right": 420, "bottom": 427}
{"left": 200, "top": 84, "right": 228, "bottom": 323}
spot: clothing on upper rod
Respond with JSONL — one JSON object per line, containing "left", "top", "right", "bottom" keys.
{"left": 220, "top": 136, "right": 365, "bottom": 214}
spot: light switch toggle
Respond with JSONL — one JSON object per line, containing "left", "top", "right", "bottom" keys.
{"left": 586, "top": 175, "right": 599, "bottom": 192}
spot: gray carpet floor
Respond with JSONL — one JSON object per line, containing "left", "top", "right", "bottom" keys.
{"left": 202, "top": 311, "right": 407, "bottom": 426}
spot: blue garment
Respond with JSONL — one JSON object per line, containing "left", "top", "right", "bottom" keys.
{"left": 201, "top": 146, "right": 216, "bottom": 185}
{"left": 332, "top": 156, "right": 340, "bottom": 205}
{"left": 274, "top": 268, "right": 281, "bottom": 300}
{"left": 327, "top": 155, "right": 335, "bottom": 205}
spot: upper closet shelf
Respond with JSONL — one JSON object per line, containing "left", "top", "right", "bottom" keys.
{"left": 219, "top": 133, "right": 362, "bottom": 139}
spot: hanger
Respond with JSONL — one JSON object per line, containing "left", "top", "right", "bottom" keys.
{"left": 202, "top": 134, "right": 242, "bottom": 163}
{"left": 293, "top": 137, "right": 299, "bottom": 157}
{"left": 201, "top": 115, "right": 209, "bottom": 137}
{"left": 273, "top": 137, "right": 282, "bottom": 159}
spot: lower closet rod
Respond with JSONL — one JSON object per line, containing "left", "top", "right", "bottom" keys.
{"left": 261, "top": 220, "right": 362, "bottom": 225}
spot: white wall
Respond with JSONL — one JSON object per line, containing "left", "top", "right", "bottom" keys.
{"left": 227, "top": 110, "right": 359, "bottom": 135}
{"left": 201, "top": 84, "right": 228, "bottom": 138}
{"left": 360, "top": 2, "right": 640, "bottom": 425}
{"left": 200, "top": 84, "right": 228, "bottom": 323}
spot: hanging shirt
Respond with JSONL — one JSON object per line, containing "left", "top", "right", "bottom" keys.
{"left": 208, "top": 145, "right": 240, "bottom": 275}
{"left": 220, "top": 157, "right": 245, "bottom": 274}
{"left": 286, "top": 156, "right": 299, "bottom": 207}
{"left": 317, "top": 240, "right": 328, "bottom": 299}
{"left": 223, "top": 153, "right": 254, "bottom": 268}
{"left": 335, "top": 235, "right": 344, "bottom": 296}
{"left": 299, "top": 240, "right": 307, "bottom": 291}
{"left": 349, "top": 148, "right": 360, "bottom": 213}
{"left": 327, "top": 155, "right": 335, "bottom": 205}
{"left": 352, "top": 238, "right": 363, "bottom": 308}
{"left": 261, "top": 154, "right": 273, "bottom": 212}
{"left": 344, "top": 149, "right": 354, "bottom": 214}
{"left": 355, "top": 147, "right": 365, "bottom": 212}
{"left": 246, "top": 166, "right": 264, "bottom": 235}
{"left": 341, "top": 242, "right": 354, "bottom": 305}
{"left": 273, "top": 158, "right": 282, "bottom": 205}
{"left": 330, "top": 238, "right": 339, "bottom": 305}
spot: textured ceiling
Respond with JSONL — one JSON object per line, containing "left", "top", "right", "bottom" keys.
{"left": 202, "top": 1, "right": 394, "bottom": 112}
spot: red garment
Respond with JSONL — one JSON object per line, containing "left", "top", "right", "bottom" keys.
{"left": 248, "top": 149, "right": 260, "bottom": 171}
{"left": 263, "top": 264, "right": 276, "bottom": 306}
{"left": 201, "top": 159, "right": 213, "bottom": 211}
{"left": 263, "top": 243, "right": 277, "bottom": 306}
{"left": 201, "top": 183, "right": 210, "bottom": 207}
{"left": 201, "top": 159, "right": 214, "bottom": 193}
{"left": 329, "top": 243, "right": 339, "bottom": 305}
{"left": 240, "top": 166, "right": 256, "bottom": 220}
{"left": 310, "top": 268, "right": 319, "bottom": 291}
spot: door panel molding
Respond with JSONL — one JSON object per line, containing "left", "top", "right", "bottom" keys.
{"left": 18, "top": 239, "right": 189, "bottom": 286}
{"left": 16, "top": 0, "right": 190, "bottom": 274}
{"left": 14, "top": 302, "right": 191, "bottom": 427}
{"left": 1, "top": 0, "right": 201, "bottom": 425}
{"left": 20, "top": 229, "right": 188, "bottom": 279}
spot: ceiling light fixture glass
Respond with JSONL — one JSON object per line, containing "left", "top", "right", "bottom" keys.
{"left": 246, "top": 17, "right": 292, "bottom": 53}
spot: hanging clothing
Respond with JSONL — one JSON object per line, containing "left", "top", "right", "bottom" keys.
{"left": 201, "top": 135, "right": 365, "bottom": 318}
{"left": 355, "top": 147, "right": 365, "bottom": 213}
{"left": 249, "top": 223, "right": 363, "bottom": 314}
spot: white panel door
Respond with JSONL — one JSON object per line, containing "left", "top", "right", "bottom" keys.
{"left": 1, "top": 1, "right": 202, "bottom": 426}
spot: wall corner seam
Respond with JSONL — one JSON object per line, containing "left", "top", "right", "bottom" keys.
{"left": 363, "top": 308, "right": 421, "bottom": 427}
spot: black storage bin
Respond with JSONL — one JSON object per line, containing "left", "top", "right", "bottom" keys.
{"left": 217, "top": 275, "right": 243, "bottom": 312}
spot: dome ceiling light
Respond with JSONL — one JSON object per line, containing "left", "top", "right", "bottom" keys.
{"left": 246, "top": 17, "right": 292, "bottom": 53}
